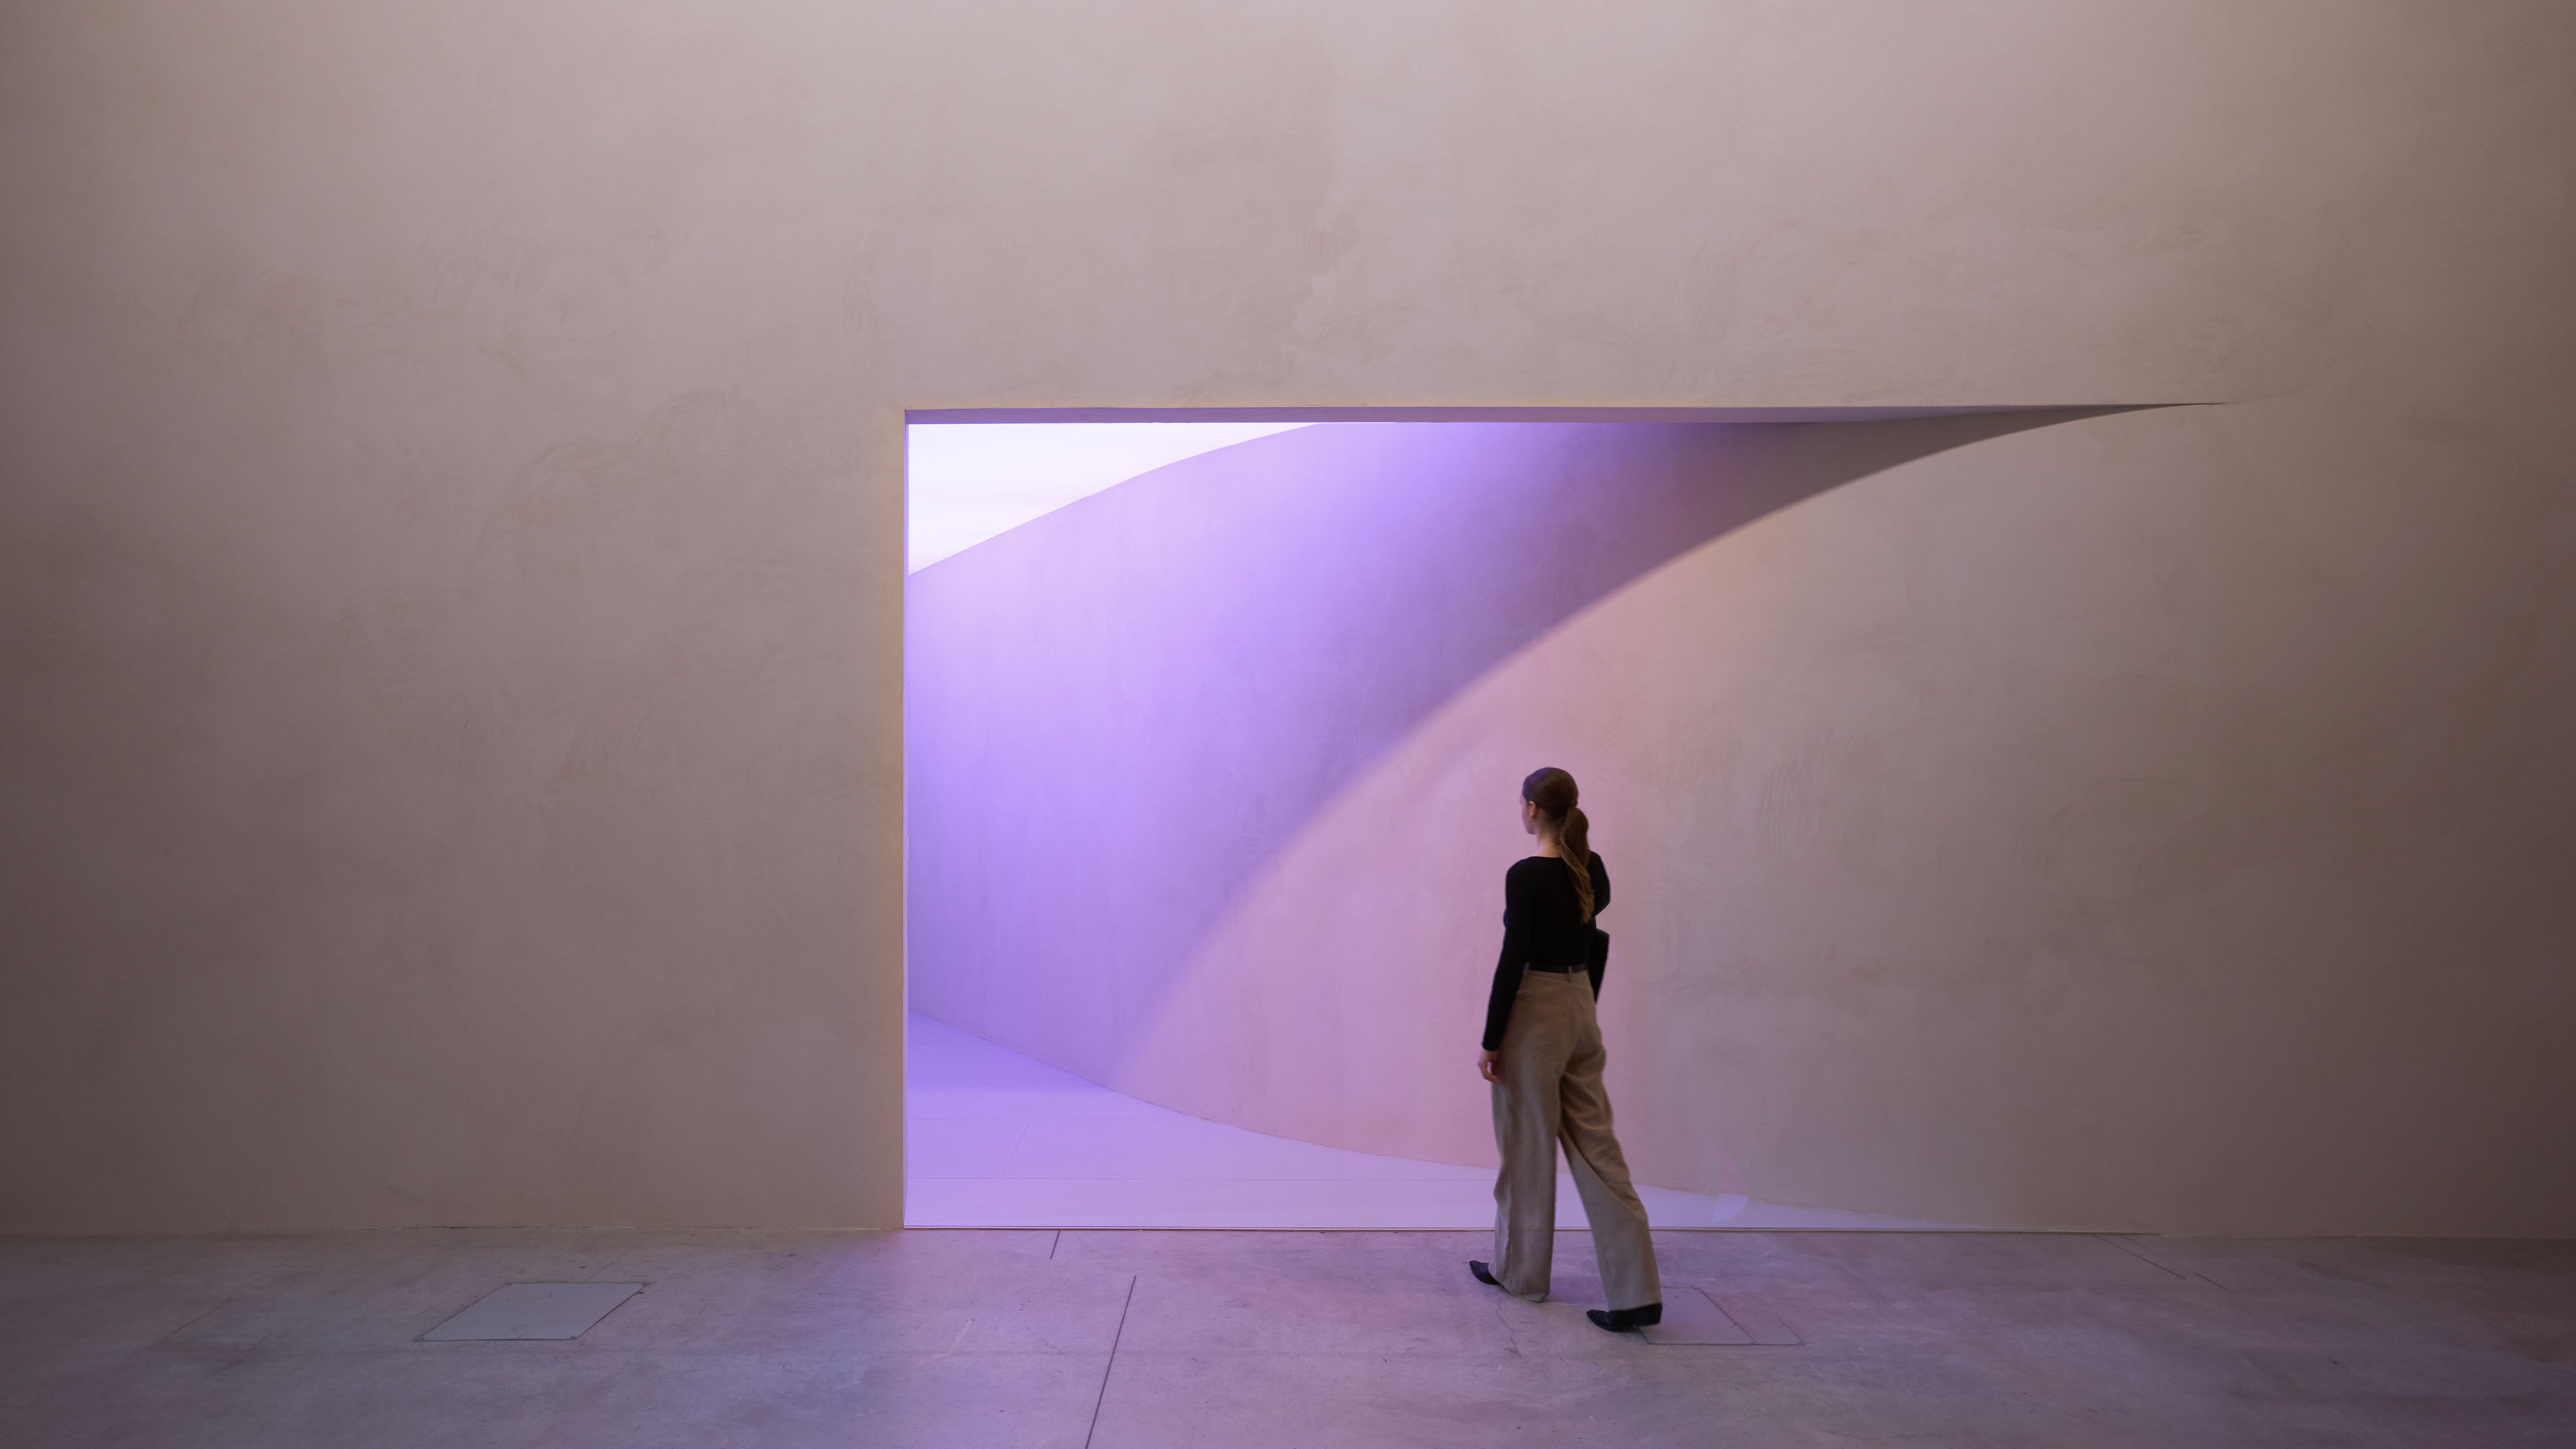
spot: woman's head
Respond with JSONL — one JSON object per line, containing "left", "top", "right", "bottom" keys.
{"left": 1521, "top": 767, "right": 1596, "bottom": 920}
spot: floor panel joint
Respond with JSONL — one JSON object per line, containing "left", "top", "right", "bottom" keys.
{"left": 1083, "top": 1275, "right": 1137, "bottom": 1449}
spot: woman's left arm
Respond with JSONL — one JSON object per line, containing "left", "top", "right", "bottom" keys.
{"left": 1479, "top": 865, "right": 1532, "bottom": 1078}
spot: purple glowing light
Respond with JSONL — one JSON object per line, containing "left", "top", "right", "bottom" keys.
{"left": 906, "top": 421, "right": 1310, "bottom": 571}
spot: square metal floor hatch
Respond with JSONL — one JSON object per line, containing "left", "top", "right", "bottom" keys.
{"left": 423, "top": 1283, "right": 643, "bottom": 1341}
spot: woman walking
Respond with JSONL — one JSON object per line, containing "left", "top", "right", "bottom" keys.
{"left": 1468, "top": 767, "right": 1663, "bottom": 1332}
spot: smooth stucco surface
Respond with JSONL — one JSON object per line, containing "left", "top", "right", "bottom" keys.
{"left": 4, "top": 2, "right": 2573, "bottom": 1230}
{"left": 911, "top": 414, "right": 2576, "bottom": 1235}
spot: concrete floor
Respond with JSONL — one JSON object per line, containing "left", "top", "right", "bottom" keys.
{"left": 3, "top": 1230, "right": 2573, "bottom": 1447}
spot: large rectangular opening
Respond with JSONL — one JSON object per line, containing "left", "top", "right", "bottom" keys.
{"left": 898, "top": 408, "right": 2048, "bottom": 1230}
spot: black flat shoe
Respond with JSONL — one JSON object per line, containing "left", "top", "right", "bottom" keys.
{"left": 1468, "top": 1260, "right": 1502, "bottom": 1288}
{"left": 1587, "top": 1303, "right": 1662, "bottom": 1333}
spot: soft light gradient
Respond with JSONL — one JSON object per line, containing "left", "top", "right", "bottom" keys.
{"left": 5, "top": 2, "right": 2571, "bottom": 1234}
{"left": 910, "top": 411, "right": 2576, "bottom": 1234}
{"left": 902, "top": 1014, "right": 1969, "bottom": 1230}
{"left": 907, "top": 423, "right": 1309, "bottom": 570}
{"left": 906, "top": 417, "right": 2073, "bottom": 1222}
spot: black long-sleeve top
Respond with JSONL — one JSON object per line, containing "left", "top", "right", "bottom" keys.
{"left": 1480, "top": 852, "right": 1610, "bottom": 1052}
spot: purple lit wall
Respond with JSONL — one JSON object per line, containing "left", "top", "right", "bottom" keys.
{"left": 905, "top": 415, "right": 2084, "bottom": 1205}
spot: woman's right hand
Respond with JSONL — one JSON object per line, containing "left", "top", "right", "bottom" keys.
{"left": 1477, "top": 1049, "right": 1503, "bottom": 1085}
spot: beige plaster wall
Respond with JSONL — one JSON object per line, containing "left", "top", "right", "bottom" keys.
{"left": 1134, "top": 405, "right": 2576, "bottom": 1234}
{"left": 3, "top": 1, "right": 2571, "bottom": 1229}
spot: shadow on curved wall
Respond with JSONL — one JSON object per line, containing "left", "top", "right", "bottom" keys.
{"left": 906, "top": 413, "right": 2120, "bottom": 1100}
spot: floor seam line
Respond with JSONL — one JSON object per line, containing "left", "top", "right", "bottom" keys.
{"left": 2097, "top": 1232, "right": 2190, "bottom": 1279}
{"left": 1083, "top": 1274, "right": 1137, "bottom": 1449}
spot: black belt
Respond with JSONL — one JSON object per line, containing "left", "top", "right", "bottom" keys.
{"left": 1522, "top": 962, "right": 1586, "bottom": 974}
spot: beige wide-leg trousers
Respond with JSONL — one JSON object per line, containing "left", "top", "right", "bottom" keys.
{"left": 1490, "top": 969, "right": 1662, "bottom": 1309}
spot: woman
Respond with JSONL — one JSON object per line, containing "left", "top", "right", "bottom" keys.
{"left": 1468, "top": 767, "right": 1663, "bottom": 1332}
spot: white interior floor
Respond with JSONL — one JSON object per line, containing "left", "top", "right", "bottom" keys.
{"left": 905, "top": 1012, "right": 1978, "bottom": 1230}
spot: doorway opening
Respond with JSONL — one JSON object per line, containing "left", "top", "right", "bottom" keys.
{"left": 900, "top": 408, "right": 2059, "bottom": 1230}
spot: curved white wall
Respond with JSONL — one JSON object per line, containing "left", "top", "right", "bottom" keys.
{"left": 915, "top": 405, "right": 2576, "bottom": 1235}
{"left": 1122, "top": 409, "right": 2576, "bottom": 1234}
